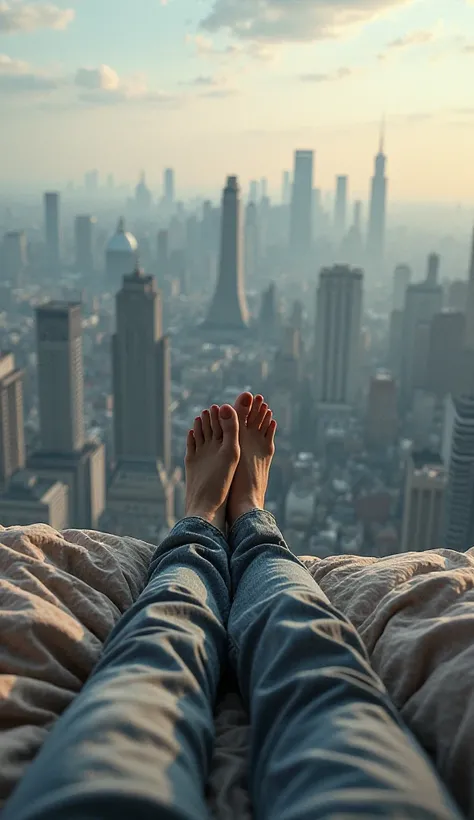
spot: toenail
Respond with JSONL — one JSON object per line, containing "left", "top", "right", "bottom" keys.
{"left": 242, "top": 394, "right": 252, "bottom": 406}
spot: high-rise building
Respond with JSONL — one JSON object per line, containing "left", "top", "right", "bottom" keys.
{"left": 443, "top": 395, "right": 474, "bottom": 551}
{"left": 113, "top": 267, "right": 171, "bottom": 469}
{"left": 260, "top": 178, "right": 268, "bottom": 199}
{"left": 426, "top": 252, "right": 440, "bottom": 285}
{"left": 334, "top": 175, "right": 348, "bottom": 240}
{"left": 0, "top": 471, "right": 68, "bottom": 529}
{"left": 135, "top": 171, "right": 152, "bottom": 212}
{"left": 448, "top": 280, "right": 468, "bottom": 312}
{"left": 314, "top": 265, "right": 363, "bottom": 406}
{"left": 44, "top": 192, "right": 60, "bottom": 271}
{"left": 163, "top": 168, "right": 175, "bottom": 207}
{"left": 290, "top": 150, "right": 314, "bottom": 257}
{"left": 74, "top": 215, "right": 96, "bottom": 274}
{"left": 0, "top": 353, "right": 25, "bottom": 490}
{"left": 157, "top": 229, "right": 169, "bottom": 284}
{"left": 84, "top": 170, "right": 99, "bottom": 193}
{"left": 29, "top": 302, "right": 105, "bottom": 528}
{"left": 426, "top": 310, "right": 466, "bottom": 399}
{"left": 203, "top": 176, "right": 249, "bottom": 340}
{"left": 282, "top": 170, "right": 291, "bottom": 205}
{"left": 401, "top": 452, "right": 447, "bottom": 553}
{"left": 249, "top": 180, "right": 258, "bottom": 203}
{"left": 366, "top": 125, "right": 388, "bottom": 269}
{"left": 392, "top": 264, "right": 412, "bottom": 311}
{"left": 2, "top": 231, "right": 27, "bottom": 287}
{"left": 106, "top": 218, "right": 138, "bottom": 285}
{"left": 245, "top": 201, "right": 259, "bottom": 283}
{"left": 464, "top": 225, "right": 474, "bottom": 350}
{"left": 400, "top": 281, "right": 443, "bottom": 407}
{"left": 366, "top": 372, "right": 398, "bottom": 449}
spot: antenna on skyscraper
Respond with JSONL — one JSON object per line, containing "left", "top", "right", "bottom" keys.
{"left": 379, "top": 114, "right": 386, "bottom": 155}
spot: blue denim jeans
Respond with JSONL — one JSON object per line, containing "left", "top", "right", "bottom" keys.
{"left": 3, "top": 511, "right": 462, "bottom": 820}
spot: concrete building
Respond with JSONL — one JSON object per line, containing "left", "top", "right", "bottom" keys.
{"left": 401, "top": 451, "right": 447, "bottom": 552}
{"left": 0, "top": 353, "right": 25, "bottom": 490}
{"left": 366, "top": 126, "right": 388, "bottom": 269}
{"left": 443, "top": 395, "right": 474, "bottom": 551}
{"left": 75, "top": 215, "right": 96, "bottom": 274}
{"left": 392, "top": 264, "right": 412, "bottom": 311}
{"left": 100, "top": 460, "right": 174, "bottom": 542}
{"left": 204, "top": 176, "right": 249, "bottom": 340}
{"left": 113, "top": 267, "right": 171, "bottom": 470}
{"left": 314, "top": 265, "right": 363, "bottom": 407}
{"left": 106, "top": 218, "right": 138, "bottom": 286}
{"left": 334, "top": 175, "right": 348, "bottom": 241}
{"left": 2, "top": 231, "right": 28, "bottom": 286}
{"left": 44, "top": 192, "right": 60, "bottom": 271}
{"left": 366, "top": 372, "right": 398, "bottom": 449}
{"left": 426, "top": 252, "right": 440, "bottom": 285}
{"left": 426, "top": 310, "right": 466, "bottom": 399}
{"left": 401, "top": 281, "right": 443, "bottom": 407}
{"left": 290, "top": 150, "right": 314, "bottom": 258}
{"left": 0, "top": 471, "right": 68, "bottom": 530}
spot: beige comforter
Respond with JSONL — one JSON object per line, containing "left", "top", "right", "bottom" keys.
{"left": 0, "top": 525, "right": 473, "bottom": 818}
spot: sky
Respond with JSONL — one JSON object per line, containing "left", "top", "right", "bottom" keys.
{"left": 0, "top": 0, "right": 473, "bottom": 201}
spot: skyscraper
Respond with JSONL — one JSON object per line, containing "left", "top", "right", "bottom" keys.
{"left": 366, "top": 372, "right": 398, "bottom": 449}
{"left": 29, "top": 302, "right": 105, "bottom": 527}
{"left": 400, "top": 281, "right": 443, "bottom": 407}
{"left": 249, "top": 180, "right": 258, "bottom": 203}
{"left": 290, "top": 150, "right": 314, "bottom": 257}
{"left": 135, "top": 171, "right": 152, "bottom": 213}
{"left": 2, "top": 231, "right": 27, "bottom": 286}
{"left": 366, "top": 125, "right": 388, "bottom": 269}
{"left": 36, "top": 303, "right": 84, "bottom": 453}
{"left": 113, "top": 267, "right": 170, "bottom": 469}
{"left": 314, "top": 265, "right": 363, "bottom": 406}
{"left": 244, "top": 201, "right": 259, "bottom": 282}
{"left": 44, "top": 192, "right": 60, "bottom": 271}
{"left": 443, "top": 395, "right": 474, "bottom": 551}
{"left": 0, "top": 353, "right": 25, "bottom": 490}
{"left": 426, "top": 310, "right": 466, "bottom": 399}
{"left": 392, "top": 264, "right": 412, "bottom": 311}
{"left": 204, "top": 176, "right": 249, "bottom": 340}
{"left": 426, "top": 252, "right": 440, "bottom": 285}
{"left": 464, "top": 225, "right": 474, "bottom": 350}
{"left": 401, "top": 452, "right": 447, "bottom": 553}
{"left": 106, "top": 218, "right": 138, "bottom": 286}
{"left": 334, "top": 175, "right": 348, "bottom": 240}
{"left": 74, "top": 215, "right": 96, "bottom": 274}
{"left": 282, "top": 170, "right": 291, "bottom": 205}
{"left": 163, "top": 168, "right": 175, "bottom": 208}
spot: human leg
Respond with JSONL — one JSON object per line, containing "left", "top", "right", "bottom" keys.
{"left": 3, "top": 405, "right": 240, "bottom": 820}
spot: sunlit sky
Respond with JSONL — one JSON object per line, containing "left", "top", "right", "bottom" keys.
{"left": 0, "top": 0, "right": 473, "bottom": 201}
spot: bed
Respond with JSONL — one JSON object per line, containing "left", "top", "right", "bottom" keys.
{"left": 0, "top": 524, "right": 473, "bottom": 818}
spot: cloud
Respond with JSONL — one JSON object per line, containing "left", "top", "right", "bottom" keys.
{"left": 0, "top": 53, "right": 59, "bottom": 92}
{"left": 300, "top": 67, "right": 354, "bottom": 82}
{"left": 75, "top": 64, "right": 178, "bottom": 107}
{"left": 200, "top": 0, "right": 413, "bottom": 44}
{"left": 75, "top": 65, "right": 120, "bottom": 92}
{"left": 186, "top": 32, "right": 275, "bottom": 61}
{"left": 386, "top": 28, "right": 436, "bottom": 49}
{"left": 0, "top": 1, "right": 74, "bottom": 34}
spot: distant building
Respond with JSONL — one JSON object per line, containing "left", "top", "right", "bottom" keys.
{"left": 426, "top": 252, "right": 440, "bottom": 285}
{"left": 106, "top": 218, "right": 138, "bottom": 285}
{"left": 44, "top": 192, "right": 60, "bottom": 271}
{"left": 464, "top": 225, "right": 474, "bottom": 350}
{"left": 100, "top": 460, "right": 174, "bottom": 542}
{"left": 388, "top": 309, "right": 403, "bottom": 377}
{"left": 366, "top": 126, "right": 388, "bottom": 269}
{"left": 448, "top": 279, "right": 468, "bottom": 312}
{"left": 163, "top": 168, "right": 175, "bottom": 208}
{"left": 244, "top": 202, "right": 259, "bottom": 283}
{"left": 314, "top": 265, "right": 363, "bottom": 407}
{"left": 282, "top": 170, "right": 291, "bottom": 205}
{"left": 401, "top": 281, "right": 443, "bottom": 407}
{"left": 426, "top": 310, "right": 466, "bottom": 399}
{"left": 135, "top": 171, "right": 152, "bottom": 213}
{"left": 366, "top": 372, "right": 398, "bottom": 449}
{"left": 290, "top": 150, "right": 314, "bottom": 258}
{"left": 0, "top": 471, "right": 68, "bottom": 530}
{"left": 2, "top": 231, "right": 27, "bottom": 286}
{"left": 401, "top": 451, "right": 447, "bottom": 552}
{"left": 203, "top": 176, "right": 249, "bottom": 341}
{"left": 0, "top": 353, "right": 25, "bottom": 491}
{"left": 74, "top": 215, "right": 96, "bottom": 274}
{"left": 334, "top": 175, "right": 348, "bottom": 240}
{"left": 443, "top": 395, "right": 474, "bottom": 551}
{"left": 157, "top": 229, "right": 169, "bottom": 284}
{"left": 392, "top": 264, "right": 412, "bottom": 311}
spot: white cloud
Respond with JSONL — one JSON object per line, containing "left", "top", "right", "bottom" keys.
{"left": 75, "top": 64, "right": 178, "bottom": 107}
{"left": 0, "top": 1, "right": 74, "bottom": 34}
{"left": 201, "top": 0, "right": 413, "bottom": 43}
{"left": 75, "top": 65, "right": 120, "bottom": 92}
{"left": 186, "top": 32, "right": 275, "bottom": 62}
{"left": 386, "top": 28, "right": 437, "bottom": 50}
{"left": 0, "top": 53, "right": 58, "bottom": 91}
{"left": 300, "top": 67, "right": 354, "bottom": 82}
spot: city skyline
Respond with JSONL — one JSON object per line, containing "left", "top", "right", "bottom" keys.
{"left": 0, "top": 0, "right": 473, "bottom": 200}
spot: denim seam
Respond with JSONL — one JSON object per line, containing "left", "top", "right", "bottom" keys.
{"left": 229, "top": 509, "right": 277, "bottom": 540}
{"left": 175, "top": 516, "right": 226, "bottom": 542}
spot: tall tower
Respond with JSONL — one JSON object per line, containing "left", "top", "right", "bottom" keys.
{"left": 290, "top": 150, "right": 314, "bottom": 257}
{"left": 245, "top": 201, "right": 259, "bottom": 282}
{"left": 204, "top": 176, "right": 249, "bottom": 339}
{"left": 314, "top": 265, "right": 363, "bottom": 406}
{"left": 113, "top": 267, "right": 170, "bottom": 470}
{"left": 426, "top": 252, "right": 440, "bottom": 285}
{"left": 106, "top": 218, "right": 138, "bottom": 286}
{"left": 443, "top": 395, "right": 474, "bottom": 551}
{"left": 36, "top": 302, "right": 85, "bottom": 453}
{"left": 75, "top": 215, "right": 96, "bottom": 273}
{"left": 282, "top": 170, "right": 291, "bottom": 205}
{"left": 0, "top": 353, "right": 25, "bottom": 490}
{"left": 400, "top": 281, "right": 443, "bottom": 407}
{"left": 334, "top": 175, "right": 348, "bottom": 240}
{"left": 44, "top": 192, "right": 60, "bottom": 271}
{"left": 163, "top": 168, "right": 175, "bottom": 208}
{"left": 401, "top": 452, "right": 447, "bottom": 553}
{"left": 2, "top": 231, "right": 28, "bottom": 287}
{"left": 464, "top": 225, "right": 474, "bottom": 350}
{"left": 367, "top": 122, "right": 388, "bottom": 269}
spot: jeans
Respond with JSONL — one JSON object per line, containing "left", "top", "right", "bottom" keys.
{"left": 3, "top": 510, "right": 462, "bottom": 820}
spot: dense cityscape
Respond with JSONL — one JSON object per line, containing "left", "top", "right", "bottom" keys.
{"left": 0, "top": 139, "right": 474, "bottom": 558}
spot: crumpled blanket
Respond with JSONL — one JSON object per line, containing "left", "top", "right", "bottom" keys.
{"left": 0, "top": 525, "right": 473, "bottom": 818}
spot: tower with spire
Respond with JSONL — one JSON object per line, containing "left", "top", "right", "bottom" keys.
{"left": 203, "top": 176, "right": 249, "bottom": 341}
{"left": 366, "top": 118, "right": 388, "bottom": 271}
{"left": 135, "top": 171, "right": 152, "bottom": 213}
{"left": 106, "top": 218, "right": 139, "bottom": 285}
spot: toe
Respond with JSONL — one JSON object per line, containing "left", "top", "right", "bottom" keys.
{"left": 219, "top": 405, "right": 240, "bottom": 454}
{"left": 201, "top": 409, "right": 212, "bottom": 441}
{"left": 248, "top": 395, "right": 264, "bottom": 427}
{"left": 194, "top": 417, "right": 204, "bottom": 448}
{"left": 234, "top": 392, "right": 253, "bottom": 425}
{"left": 266, "top": 419, "right": 277, "bottom": 446}
{"left": 186, "top": 429, "right": 196, "bottom": 460}
{"left": 256, "top": 402, "right": 268, "bottom": 429}
{"left": 210, "top": 405, "right": 222, "bottom": 439}
{"left": 261, "top": 409, "right": 273, "bottom": 433}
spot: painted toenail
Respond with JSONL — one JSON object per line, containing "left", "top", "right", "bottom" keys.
{"left": 220, "top": 404, "right": 233, "bottom": 419}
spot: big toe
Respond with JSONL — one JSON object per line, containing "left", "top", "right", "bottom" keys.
{"left": 219, "top": 405, "right": 239, "bottom": 451}
{"left": 234, "top": 392, "right": 253, "bottom": 425}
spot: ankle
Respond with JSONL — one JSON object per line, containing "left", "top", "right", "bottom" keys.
{"left": 228, "top": 497, "right": 264, "bottom": 527}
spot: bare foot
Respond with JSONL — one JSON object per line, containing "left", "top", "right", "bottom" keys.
{"left": 227, "top": 393, "right": 277, "bottom": 527}
{"left": 185, "top": 404, "right": 240, "bottom": 532}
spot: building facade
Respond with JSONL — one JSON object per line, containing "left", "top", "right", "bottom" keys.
{"left": 0, "top": 353, "right": 25, "bottom": 491}
{"left": 401, "top": 451, "right": 447, "bottom": 553}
